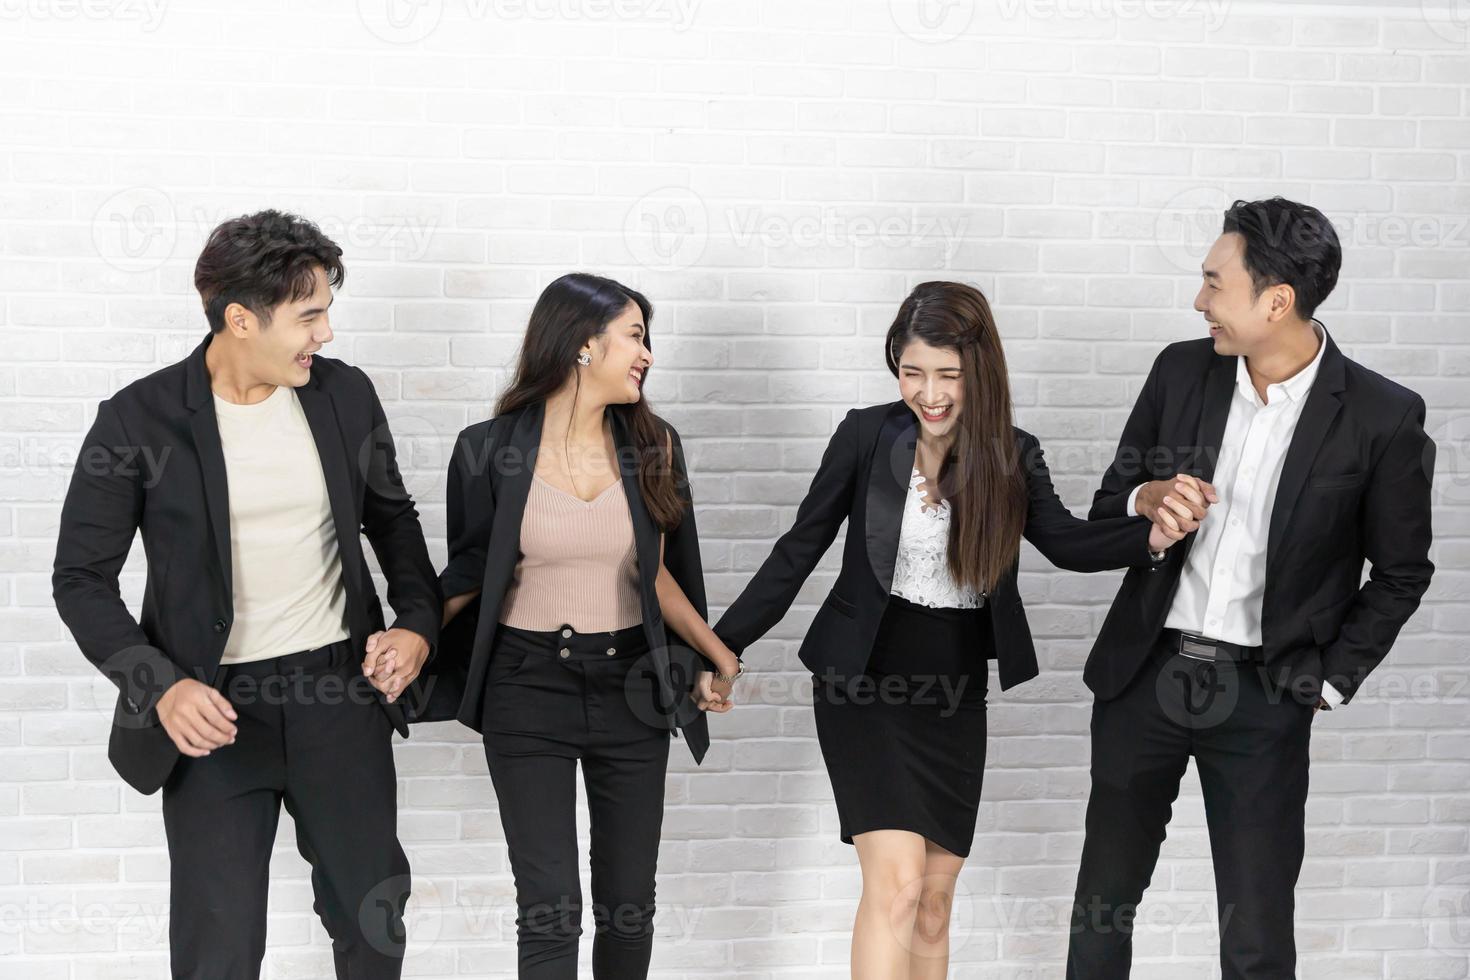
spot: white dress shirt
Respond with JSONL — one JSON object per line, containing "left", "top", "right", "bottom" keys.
{"left": 1126, "top": 322, "right": 1344, "bottom": 707}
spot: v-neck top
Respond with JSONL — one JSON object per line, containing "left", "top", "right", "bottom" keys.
{"left": 497, "top": 472, "right": 642, "bottom": 632}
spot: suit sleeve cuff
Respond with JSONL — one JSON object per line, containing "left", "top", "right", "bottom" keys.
{"left": 389, "top": 612, "right": 441, "bottom": 662}
{"left": 1126, "top": 484, "right": 1144, "bottom": 518}
{"left": 1321, "top": 680, "right": 1346, "bottom": 709}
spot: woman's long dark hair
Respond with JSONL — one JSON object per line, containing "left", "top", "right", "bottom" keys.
{"left": 884, "top": 281, "right": 1026, "bottom": 594}
{"left": 496, "top": 272, "right": 686, "bottom": 530}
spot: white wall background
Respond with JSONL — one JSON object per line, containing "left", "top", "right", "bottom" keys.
{"left": 1, "top": 0, "right": 1467, "bottom": 976}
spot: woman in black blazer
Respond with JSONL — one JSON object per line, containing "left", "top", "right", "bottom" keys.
{"left": 423, "top": 273, "right": 740, "bottom": 979}
{"left": 711, "top": 281, "right": 1188, "bottom": 977}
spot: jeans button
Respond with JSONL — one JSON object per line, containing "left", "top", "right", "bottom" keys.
{"left": 559, "top": 648, "right": 570, "bottom": 658}
{"left": 606, "top": 647, "right": 616, "bottom": 656}
{"left": 561, "top": 627, "right": 572, "bottom": 638}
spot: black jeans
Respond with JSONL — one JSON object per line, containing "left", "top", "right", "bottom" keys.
{"left": 161, "top": 638, "right": 410, "bottom": 980}
{"left": 1068, "top": 635, "right": 1315, "bottom": 980}
{"left": 481, "top": 620, "right": 672, "bottom": 980}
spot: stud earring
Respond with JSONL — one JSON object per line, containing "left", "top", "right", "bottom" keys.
{"left": 577, "top": 352, "right": 591, "bottom": 366}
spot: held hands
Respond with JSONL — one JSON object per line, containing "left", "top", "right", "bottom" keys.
{"left": 695, "top": 671, "right": 735, "bottom": 713}
{"left": 157, "top": 678, "right": 238, "bottom": 757}
{"left": 693, "top": 644, "right": 741, "bottom": 713}
{"left": 1138, "top": 473, "right": 1219, "bottom": 551}
{"left": 363, "top": 628, "right": 431, "bottom": 704}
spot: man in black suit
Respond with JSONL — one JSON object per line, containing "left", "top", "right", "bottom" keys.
{"left": 52, "top": 210, "right": 441, "bottom": 979}
{"left": 1068, "top": 197, "right": 1435, "bottom": 979}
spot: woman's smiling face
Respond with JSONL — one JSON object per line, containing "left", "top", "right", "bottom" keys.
{"left": 585, "top": 301, "right": 653, "bottom": 404}
{"left": 897, "top": 338, "right": 964, "bottom": 437}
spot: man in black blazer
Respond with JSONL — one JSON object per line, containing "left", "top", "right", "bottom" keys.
{"left": 1068, "top": 198, "right": 1435, "bottom": 979}
{"left": 52, "top": 211, "right": 441, "bottom": 979}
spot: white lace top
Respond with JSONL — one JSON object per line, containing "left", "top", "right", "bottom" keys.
{"left": 889, "top": 467, "right": 985, "bottom": 609}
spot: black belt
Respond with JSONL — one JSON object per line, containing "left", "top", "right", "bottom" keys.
{"left": 1160, "top": 628, "right": 1262, "bottom": 664}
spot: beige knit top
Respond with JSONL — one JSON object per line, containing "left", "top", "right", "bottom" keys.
{"left": 497, "top": 472, "right": 642, "bottom": 632}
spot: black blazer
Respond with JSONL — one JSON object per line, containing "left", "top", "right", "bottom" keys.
{"left": 1086, "top": 328, "right": 1435, "bottom": 704}
{"left": 418, "top": 399, "right": 716, "bottom": 763}
{"left": 51, "top": 332, "right": 443, "bottom": 795}
{"left": 711, "top": 400, "right": 1159, "bottom": 689}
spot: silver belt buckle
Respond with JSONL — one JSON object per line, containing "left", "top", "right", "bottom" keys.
{"left": 1178, "top": 633, "right": 1219, "bottom": 662}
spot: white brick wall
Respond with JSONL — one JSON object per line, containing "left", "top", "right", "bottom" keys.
{"left": 1, "top": 0, "right": 1466, "bottom": 975}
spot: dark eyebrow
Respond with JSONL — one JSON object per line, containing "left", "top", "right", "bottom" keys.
{"left": 899, "top": 363, "right": 960, "bottom": 372}
{"left": 299, "top": 295, "right": 333, "bottom": 318}
{"left": 1201, "top": 267, "right": 1221, "bottom": 281}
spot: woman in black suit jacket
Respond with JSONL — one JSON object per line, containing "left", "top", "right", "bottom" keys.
{"left": 711, "top": 281, "right": 1187, "bottom": 977}
{"left": 424, "top": 273, "right": 739, "bottom": 979}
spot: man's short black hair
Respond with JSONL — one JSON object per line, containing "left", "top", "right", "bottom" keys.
{"left": 1221, "top": 197, "right": 1341, "bottom": 321}
{"left": 193, "top": 210, "right": 345, "bottom": 333}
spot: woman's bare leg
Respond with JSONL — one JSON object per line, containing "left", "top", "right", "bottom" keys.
{"left": 851, "top": 829, "right": 929, "bottom": 979}
{"left": 908, "top": 839, "right": 965, "bottom": 979}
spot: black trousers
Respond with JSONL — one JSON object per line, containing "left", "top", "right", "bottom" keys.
{"left": 481, "top": 620, "right": 672, "bottom": 980}
{"left": 1068, "top": 635, "right": 1315, "bottom": 980}
{"left": 161, "top": 638, "right": 410, "bottom": 980}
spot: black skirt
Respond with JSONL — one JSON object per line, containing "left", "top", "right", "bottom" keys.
{"left": 812, "top": 592, "right": 992, "bottom": 858}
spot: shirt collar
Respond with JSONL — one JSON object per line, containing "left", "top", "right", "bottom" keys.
{"left": 1235, "top": 320, "right": 1327, "bottom": 406}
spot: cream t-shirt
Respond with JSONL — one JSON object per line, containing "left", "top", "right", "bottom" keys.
{"left": 212, "top": 383, "right": 351, "bottom": 665}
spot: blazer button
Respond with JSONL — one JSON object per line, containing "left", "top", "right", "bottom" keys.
{"left": 559, "top": 647, "right": 571, "bottom": 658}
{"left": 213, "top": 619, "right": 227, "bottom": 634}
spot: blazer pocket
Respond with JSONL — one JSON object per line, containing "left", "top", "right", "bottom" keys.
{"left": 1308, "top": 470, "right": 1365, "bottom": 490}
{"left": 827, "top": 590, "right": 857, "bottom": 618}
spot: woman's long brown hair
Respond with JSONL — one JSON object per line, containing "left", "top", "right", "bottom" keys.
{"left": 884, "top": 281, "right": 1026, "bottom": 594}
{"left": 495, "top": 272, "right": 686, "bottom": 531}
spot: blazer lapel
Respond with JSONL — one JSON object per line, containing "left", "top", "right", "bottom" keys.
{"left": 865, "top": 403, "right": 917, "bottom": 594}
{"left": 1192, "top": 353, "right": 1236, "bottom": 484}
{"left": 610, "top": 407, "right": 660, "bottom": 622}
{"left": 1266, "top": 329, "right": 1346, "bottom": 573}
{"left": 610, "top": 408, "right": 691, "bottom": 726}
{"left": 477, "top": 400, "right": 539, "bottom": 610}
{"left": 294, "top": 378, "right": 370, "bottom": 630}
{"left": 183, "top": 333, "right": 234, "bottom": 605}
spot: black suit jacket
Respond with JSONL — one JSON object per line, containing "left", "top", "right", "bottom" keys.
{"left": 712, "top": 400, "right": 1159, "bottom": 689}
{"left": 418, "top": 399, "right": 716, "bottom": 763}
{"left": 51, "top": 332, "right": 443, "bottom": 795}
{"left": 1086, "top": 328, "right": 1435, "bottom": 704}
